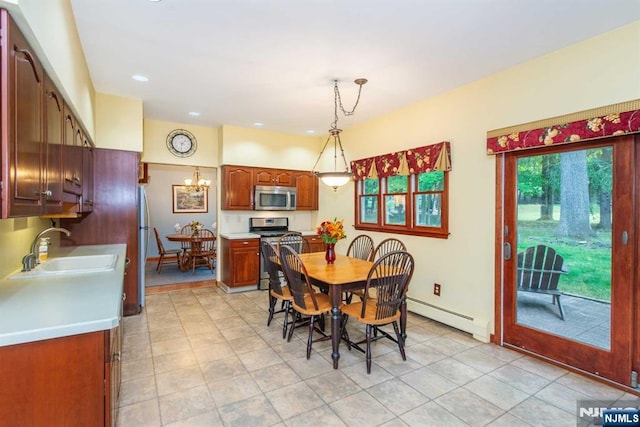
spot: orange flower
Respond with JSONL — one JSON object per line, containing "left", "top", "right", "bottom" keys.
{"left": 316, "top": 218, "right": 347, "bottom": 244}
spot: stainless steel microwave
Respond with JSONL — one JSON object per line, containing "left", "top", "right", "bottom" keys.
{"left": 254, "top": 185, "right": 297, "bottom": 211}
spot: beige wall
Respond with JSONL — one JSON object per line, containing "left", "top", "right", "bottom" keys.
{"left": 142, "top": 119, "right": 219, "bottom": 167}
{"left": 318, "top": 21, "right": 640, "bottom": 339}
{"left": 95, "top": 93, "right": 143, "bottom": 151}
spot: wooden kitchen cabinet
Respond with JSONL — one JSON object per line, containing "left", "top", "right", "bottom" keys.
{"left": 62, "top": 112, "right": 83, "bottom": 198}
{"left": 293, "top": 171, "right": 318, "bottom": 210}
{"left": 0, "top": 327, "right": 121, "bottom": 426}
{"left": 222, "top": 165, "right": 318, "bottom": 211}
{"left": 1, "top": 10, "right": 45, "bottom": 217}
{"left": 253, "top": 168, "right": 293, "bottom": 186}
{"left": 221, "top": 237, "right": 260, "bottom": 287}
{"left": 81, "top": 137, "right": 95, "bottom": 212}
{"left": 222, "top": 165, "right": 254, "bottom": 210}
{"left": 43, "top": 74, "right": 65, "bottom": 214}
{"left": 304, "top": 234, "right": 325, "bottom": 252}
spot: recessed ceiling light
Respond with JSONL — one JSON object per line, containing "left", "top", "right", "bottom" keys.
{"left": 131, "top": 74, "right": 149, "bottom": 82}
{"left": 253, "top": 122, "right": 264, "bottom": 127}
{"left": 147, "top": 0, "right": 162, "bottom": 2}
{"left": 306, "top": 130, "right": 316, "bottom": 134}
{"left": 188, "top": 112, "right": 201, "bottom": 116}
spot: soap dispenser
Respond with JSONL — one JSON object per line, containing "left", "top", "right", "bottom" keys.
{"left": 38, "top": 237, "right": 50, "bottom": 262}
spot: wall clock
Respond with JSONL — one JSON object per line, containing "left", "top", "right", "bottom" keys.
{"left": 166, "top": 129, "right": 197, "bottom": 158}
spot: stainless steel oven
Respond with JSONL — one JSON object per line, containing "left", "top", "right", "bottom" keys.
{"left": 249, "top": 217, "right": 290, "bottom": 290}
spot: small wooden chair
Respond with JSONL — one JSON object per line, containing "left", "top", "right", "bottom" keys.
{"left": 261, "top": 241, "right": 297, "bottom": 338}
{"left": 279, "top": 244, "right": 332, "bottom": 359}
{"left": 346, "top": 234, "right": 374, "bottom": 261}
{"left": 277, "top": 232, "right": 310, "bottom": 254}
{"left": 153, "top": 227, "right": 182, "bottom": 273}
{"left": 188, "top": 228, "right": 216, "bottom": 274}
{"left": 516, "top": 245, "right": 568, "bottom": 320}
{"left": 372, "top": 238, "right": 407, "bottom": 261}
{"left": 340, "top": 250, "right": 415, "bottom": 373}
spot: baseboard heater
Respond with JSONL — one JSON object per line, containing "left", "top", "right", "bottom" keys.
{"left": 406, "top": 297, "right": 490, "bottom": 343}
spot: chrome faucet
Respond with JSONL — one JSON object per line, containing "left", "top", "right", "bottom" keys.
{"left": 21, "top": 227, "right": 71, "bottom": 272}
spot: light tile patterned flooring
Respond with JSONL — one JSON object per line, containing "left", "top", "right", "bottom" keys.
{"left": 117, "top": 285, "right": 637, "bottom": 426}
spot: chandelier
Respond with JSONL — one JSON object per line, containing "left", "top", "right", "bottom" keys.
{"left": 184, "top": 166, "right": 211, "bottom": 192}
{"left": 312, "top": 78, "right": 367, "bottom": 191}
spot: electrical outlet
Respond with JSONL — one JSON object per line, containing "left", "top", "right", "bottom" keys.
{"left": 434, "top": 283, "right": 441, "bottom": 296}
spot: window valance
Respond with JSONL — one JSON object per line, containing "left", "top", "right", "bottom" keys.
{"left": 486, "top": 99, "right": 640, "bottom": 155}
{"left": 351, "top": 141, "right": 451, "bottom": 181}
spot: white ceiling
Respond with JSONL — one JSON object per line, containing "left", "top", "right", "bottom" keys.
{"left": 69, "top": 0, "right": 640, "bottom": 136}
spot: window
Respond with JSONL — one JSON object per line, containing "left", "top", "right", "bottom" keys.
{"left": 355, "top": 170, "right": 449, "bottom": 238}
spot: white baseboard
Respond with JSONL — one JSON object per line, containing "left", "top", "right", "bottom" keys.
{"left": 406, "top": 297, "right": 491, "bottom": 343}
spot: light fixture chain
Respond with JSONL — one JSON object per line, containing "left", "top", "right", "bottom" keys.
{"left": 334, "top": 79, "right": 365, "bottom": 117}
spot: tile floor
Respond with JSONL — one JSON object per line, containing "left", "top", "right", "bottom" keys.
{"left": 117, "top": 285, "right": 637, "bottom": 426}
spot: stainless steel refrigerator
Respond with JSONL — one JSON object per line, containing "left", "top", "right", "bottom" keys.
{"left": 138, "top": 185, "right": 150, "bottom": 308}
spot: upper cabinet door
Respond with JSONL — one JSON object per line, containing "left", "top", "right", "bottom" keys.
{"left": 5, "top": 12, "right": 45, "bottom": 217}
{"left": 62, "top": 105, "right": 83, "bottom": 197}
{"left": 43, "top": 74, "right": 64, "bottom": 213}
{"left": 293, "top": 171, "right": 318, "bottom": 210}
{"left": 222, "top": 165, "right": 254, "bottom": 210}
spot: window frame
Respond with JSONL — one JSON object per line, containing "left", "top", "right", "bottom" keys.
{"left": 354, "top": 171, "right": 449, "bottom": 238}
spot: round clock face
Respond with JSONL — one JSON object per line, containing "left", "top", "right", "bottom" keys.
{"left": 167, "top": 129, "right": 197, "bottom": 157}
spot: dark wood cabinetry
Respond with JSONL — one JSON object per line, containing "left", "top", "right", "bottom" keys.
{"left": 44, "top": 75, "right": 64, "bottom": 214}
{"left": 81, "top": 139, "right": 94, "bottom": 212}
{"left": 61, "top": 149, "right": 139, "bottom": 316}
{"left": 222, "top": 165, "right": 318, "bottom": 211}
{"left": 304, "top": 234, "right": 325, "bottom": 252}
{"left": 293, "top": 171, "right": 318, "bottom": 210}
{"left": 2, "top": 10, "right": 45, "bottom": 217}
{"left": 221, "top": 237, "right": 260, "bottom": 287}
{"left": 253, "top": 168, "right": 293, "bottom": 186}
{"left": 0, "top": 326, "right": 121, "bottom": 426}
{"left": 222, "top": 165, "right": 254, "bottom": 210}
{"left": 0, "top": 10, "right": 93, "bottom": 218}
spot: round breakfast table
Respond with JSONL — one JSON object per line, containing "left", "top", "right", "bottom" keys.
{"left": 166, "top": 233, "right": 217, "bottom": 272}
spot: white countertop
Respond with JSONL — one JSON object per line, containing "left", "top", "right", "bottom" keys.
{"left": 0, "top": 244, "right": 127, "bottom": 347}
{"left": 220, "top": 232, "right": 261, "bottom": 240}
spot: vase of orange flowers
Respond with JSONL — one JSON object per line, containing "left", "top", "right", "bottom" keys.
{"left": 316, "top": 218, "right": 346, "bottom": 264}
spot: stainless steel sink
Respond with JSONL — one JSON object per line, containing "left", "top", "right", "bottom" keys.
{"left": 10, "top": 254, "right": 118, "bottom": 279}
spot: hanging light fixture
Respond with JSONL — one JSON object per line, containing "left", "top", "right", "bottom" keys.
{"left": 184, "top": 166, "right": 211, "bottom": 192}
{"left": 312, "top": 78, "right": 367, "bottom": 191}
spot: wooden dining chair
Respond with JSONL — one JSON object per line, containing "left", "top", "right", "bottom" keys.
{"left": 277, "top": 231, "right": 310, "bottom": 254}
{"left": 372, "top": 238, "right": 407, "bottom": 261}
{"left": 340, "top": 250, "right": 415, "bottom": 373}
{"left": 261, "top": 241, "right": 294, "bottom": 338}
{"left": 178, "top": 224, "right": 196, "bottom": 256}
{"left": 346, "top": 234, "right": 374, "bottom": 261}
{"left": 153, "top": 227, "right": 182, "bottom": 273}
{"left": 279, "top": 244, "right": 332, "bottom": 359}
{"left": 188, "top": 228, "right": 216, "bottom": 274}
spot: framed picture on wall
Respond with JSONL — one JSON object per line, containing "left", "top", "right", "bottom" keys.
{"left": 172, "top": 185, "right": 208, "bottom": 213}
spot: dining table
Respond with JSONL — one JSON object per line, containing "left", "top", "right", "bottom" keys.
{"left": 297, "top": 252, "right": 408, "bottom": 369}
{"left": 166, "top": 233, "right": 217, "bottom": 272}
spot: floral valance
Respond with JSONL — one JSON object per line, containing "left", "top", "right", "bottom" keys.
{"left": 351, "top": 141, "right": 451, "bottom": 181}
{"left": 486, "top": 100, "right": 640, "bottom": 155}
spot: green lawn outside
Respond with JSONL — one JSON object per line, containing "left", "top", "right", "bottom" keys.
{"left": 517, "top": 204, "right": 611, "bottom": 301}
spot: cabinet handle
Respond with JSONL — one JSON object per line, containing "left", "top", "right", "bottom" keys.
{"left": 113, "top": 352, "right": 120, "bottom": 362}
{"left": 122, "top": 293, "right": 126, "bottom": 301}
{"left": 242, "top": 241, "right": 248, "bottom": 245}
{"left": 73, "top": 176, "right": 81, "bottom": 183}
{"left": 40, "top": 190, "right": 52, "bottom": 197}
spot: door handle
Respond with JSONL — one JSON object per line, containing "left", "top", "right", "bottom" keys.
{"left": 504, "top": 242, "right": 512, "bottom": 260}
{"left": 622, "top": 231, "right": 628, "bottom": 245}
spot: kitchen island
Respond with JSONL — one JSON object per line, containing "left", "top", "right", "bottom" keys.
{"left": 0, "top": 243, "right": 127, "bottom": 427}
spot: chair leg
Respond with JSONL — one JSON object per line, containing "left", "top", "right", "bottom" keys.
{"left": 287, "top": 312, "right": 299, "bottom": 342}
{"left": 392, "top": 321, "right": 406, "bottom": 361}
{"left": 282, "top": 301, "right": 290, "bottom": 339}
{"left": 306, "top": 316, "right": 315, "bottom": 359}
{"left": 156, "top": 254, "right": 163, "bottom": 272}
{"left": 365, "top": 324, "right": 372, "bottom": 374}
{"left": 555, "top": 295, "right": 565, "bottom": 320}
{"left": 267, "top": 294, "right": 276, "bottom": 326}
